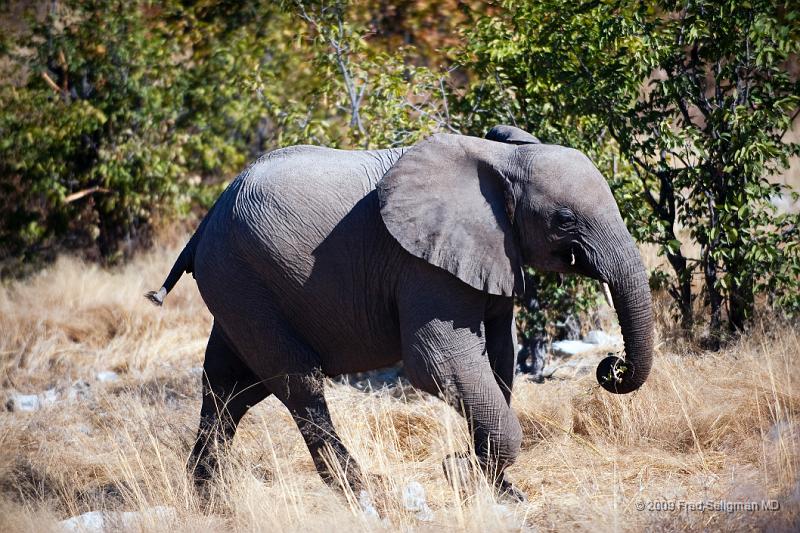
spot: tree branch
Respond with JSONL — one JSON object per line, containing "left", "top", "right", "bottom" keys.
{"left": 64, "top": 187, "right": 110, "bottom": 203}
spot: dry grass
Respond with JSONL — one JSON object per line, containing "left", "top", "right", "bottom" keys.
{"left": 0, "top": 240, "right": 798, "bottom": 532}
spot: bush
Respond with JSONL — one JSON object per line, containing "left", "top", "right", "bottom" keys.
{"left": 4, "top": 0, "right": 797, "bottom": 345}
{"left": 0, "top": 0, "right": 298, "bottom": 274}
{"left": 456, "top": 0, "right": 800, "bottom": 339}
{"left": 0, "top": 1, "right": 190, "bottom": 272}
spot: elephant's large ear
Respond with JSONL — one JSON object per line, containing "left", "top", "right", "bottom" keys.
{"left": 485, "top": 125, "right": 540, "bottom": 145}
{"left": 377, "top": 133, "right": 523, "bottom": 296}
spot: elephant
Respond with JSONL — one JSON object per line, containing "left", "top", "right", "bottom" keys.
{"left": 146, "top": 125, "right": 654, "bottom": 502}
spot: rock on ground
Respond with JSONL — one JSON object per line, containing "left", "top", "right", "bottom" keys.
{"left": 551, "top": 340, "right": 597, "bottom": 357}
{"left": 95, "top": 370, "right": 119, "bottom": 382}
{"left": 402, "top": 481, "right": 434, "bottom": 522}
{"left": 60, "top": 506, "right": 176, "bottom": 532}
{"left": 5, "top": 389, "right": 58, "bottom": 412}
{"left": 583, "top": 329, "right": 622, "bottom": 347}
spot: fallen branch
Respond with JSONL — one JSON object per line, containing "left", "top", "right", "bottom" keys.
{"left": 41, "top": 71, "right": 62, "bottom": 94}
{"left": 64, "top": 187, "right": 110, "bottom": 203}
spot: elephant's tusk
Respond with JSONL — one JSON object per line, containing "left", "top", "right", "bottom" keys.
{"left": 570, "top": 251, "right": 576, "bottom": 265}
{"left": 600, "top": 282, "right": 614, "bottom": 308}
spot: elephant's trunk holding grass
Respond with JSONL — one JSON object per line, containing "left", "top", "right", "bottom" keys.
{"left": 146, "top": 125, "right": 653, "bottom": 502}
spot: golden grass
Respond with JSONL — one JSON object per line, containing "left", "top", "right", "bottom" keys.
{"left": 0, "top": 240, "right": 798, "bottom": 532}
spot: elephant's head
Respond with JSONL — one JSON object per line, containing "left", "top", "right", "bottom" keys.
{"left": 377, "top": 126, "right": 653, "bottom": 394}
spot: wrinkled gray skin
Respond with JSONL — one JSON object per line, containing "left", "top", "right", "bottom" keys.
{"left": 147, "top": 125, "right": 653, "bottom": 502}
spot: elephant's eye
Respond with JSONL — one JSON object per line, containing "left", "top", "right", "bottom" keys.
{"left": 554, "top": 207, "right": 577, "bottom": 230}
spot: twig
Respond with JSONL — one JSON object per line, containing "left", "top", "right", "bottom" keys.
{"left": 58, "top": 48, "right": 69, "bottom": 93}
{"left": 41, "top": 71, "right": 62, "bottom": 94}
{"left": 64, "top": 187, "right": 110, "bottom": 203}
{"left": 295, "top": 1, "right": 366, "bottom": 136}
{"left": 439, "top": 77, "right": 451, "bottom": 128}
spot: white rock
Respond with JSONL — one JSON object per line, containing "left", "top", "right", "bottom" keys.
{"left": 358, "top": 489, "right": 380, "bottom": 519}
{"left": 402, "top": 481, "right": 434, "bottom": 522}
{"left": 6, "top": 393, "right": 40, "bottom": 412}
{"left": 551, "top": 340, "right": 596, "bottom": 357}
{"left": 59, "top": 506, "right": 176, "bottom": 532}
{"left": 96, "top": 370, "right": 119, "bottom": 383}
{"left": 583, "top": 330, "right": 622, "bottom": 346}
{"left": 60, "top": 510, "right": 105, "bottom": 532}
{"left": 6, "top": 388, "right": 61, "bottom": 412}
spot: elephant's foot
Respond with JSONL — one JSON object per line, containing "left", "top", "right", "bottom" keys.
{"left": 495, "top": 475, "right": 527, "bottom": 503}
{"left": 188, "top": 457, "right": 215, "bottom": 498}
{"left": 442, "top": 453, "right": 528, "bottom": 503}
{"left": 188, "top": 469, "right": 217, "bottom": 509}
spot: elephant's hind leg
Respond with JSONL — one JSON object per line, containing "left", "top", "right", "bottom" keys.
{"left": 189, "top": 322, "right": 271, "bottom": 487}
{"left": 273, "top": 370, "right": 366, "bottom": 496}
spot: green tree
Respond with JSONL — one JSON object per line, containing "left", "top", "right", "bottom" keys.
{"left": 0, "top": 0, "right": 473, "bottom": 276}
{"left": 285, "top": 0, "right": 452, "bottom": 149}
{"left": 0, "top": 0, "right": 191, "bottom": 271}
{"left": 0, "top": 0, "right": 305, "bottom": 273}
{"left": 457, "top": 0, "right": 800, "bottom": 340}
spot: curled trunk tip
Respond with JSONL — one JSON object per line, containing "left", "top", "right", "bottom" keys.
{"left": 596, "top": 355, "right": 645, "bottom": 394}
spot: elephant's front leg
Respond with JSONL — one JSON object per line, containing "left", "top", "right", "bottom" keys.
{"left": 399, "top": 287, "right": 524, "bottom": 500}
{"left": 483, "top": 297, "right": 528, "bottom": 501}
{"left": 485, "top": 296, "right": 517, "bottom": 405}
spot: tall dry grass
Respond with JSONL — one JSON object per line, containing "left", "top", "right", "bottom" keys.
{"left": 0, "top": 240, "right": 798, "bottom": 532}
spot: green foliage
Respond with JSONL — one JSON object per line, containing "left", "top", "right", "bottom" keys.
{"left": 457, "top": 0, "right": 800, "bottom": 338}
{"left": 0, "top": 1, "right": 298, "bottom": 273}
{"left": 1, "top": 1, "right": 188, "bottom": 270}
{"left": 271, "top": 1, "right": 448, "bottom": 149}
{"left": 514, "top": 270, "right": 599, "bottom": 346}
{"left": 0, "top": 0, "right": 460, "bottom": 277}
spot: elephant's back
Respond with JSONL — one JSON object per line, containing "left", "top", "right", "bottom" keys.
{"left": 229, "top": 145, "right": 403, "bottom": 275}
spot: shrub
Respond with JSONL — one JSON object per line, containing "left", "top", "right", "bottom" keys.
{"left": 0, "top": 0, "right": 296, "bottom": 274}
{"left": 0, "top": 1, "right": 190, "bottom": 272}
{"left": 456, "top": 0, "right": 800, "bottom": 339}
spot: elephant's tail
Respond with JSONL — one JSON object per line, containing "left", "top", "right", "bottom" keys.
{"left": 145, "top": 203, "right": 215, "bottom": 307}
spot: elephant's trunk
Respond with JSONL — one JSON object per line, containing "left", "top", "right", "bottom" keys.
{"left": 596, "top": 240, "right": 654, "bottom": 394}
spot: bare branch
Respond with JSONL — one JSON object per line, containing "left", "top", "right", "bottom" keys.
{"left": 64, "top": 187, "right": 110, "bottom": 203}
{"left": 58, "top": 48, "right": 69, "bottom": 93}
{"left": 41, "top": 71, "right": 62, "bottom": 95}
{"left": 295, "top": 1, "right": 366, "bottom": 136}
{"left": 439, "top": 77, "right": 451, "bottom": 128}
